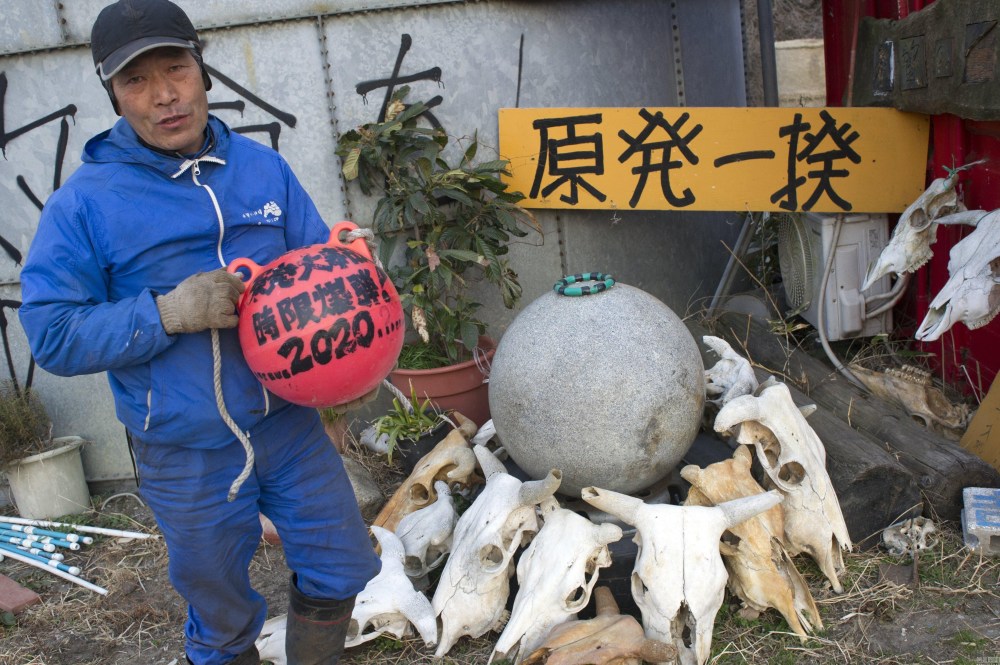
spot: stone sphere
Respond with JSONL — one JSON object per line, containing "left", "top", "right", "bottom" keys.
{"left": 489, "top": 283, "right": 704, "bottom": 496}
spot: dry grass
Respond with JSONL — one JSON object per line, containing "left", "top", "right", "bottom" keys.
{"left": 709, "top": 526, "right": 1000, "bottom": 664}
{"left": 0, "top": 382, "right": 52, "bottom": 468}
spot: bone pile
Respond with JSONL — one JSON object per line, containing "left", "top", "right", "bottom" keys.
{"left": 256, "top": 357, "right": 857, "bottom": 665}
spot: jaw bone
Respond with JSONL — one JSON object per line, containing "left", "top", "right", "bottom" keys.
{"left": 847, "top": 363, "right": 971, "bottom": 438}
{"left": 915, "top": 209, "right": 1000, "bottom": 342}
{"left": 581, "top": 485, "right": 782, "bottom": 665}
{"left": 714, "top": 380, "right": 853, "bottom": 594}
{"left": 681, "top": 445, "right": 822, "bottom": 640}
{"left": 491, "top": 498, "right": 623, "bottom": 663}
{"left": 431, "top": 445, "right": 562, "bottom": 659}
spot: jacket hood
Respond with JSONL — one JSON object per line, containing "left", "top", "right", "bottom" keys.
{"left": 82, "top": 114, "right": 231, "bottom": 177}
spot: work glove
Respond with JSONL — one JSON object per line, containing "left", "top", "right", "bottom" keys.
{"left": 331, "top": 384, "right": 381, "bottom": 415}
{"left": 156, "top": 268, "right": 245, "bottom": 335}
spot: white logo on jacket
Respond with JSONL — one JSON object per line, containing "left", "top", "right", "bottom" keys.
{"left": 241, "top": 201, "right": 283, "bottom": 224}
{"left": 263, "top": 201, "right": 282, "bottom": 219}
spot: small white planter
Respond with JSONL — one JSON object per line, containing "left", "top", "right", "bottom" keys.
{"left": 4, "top": 436, "right": 91, "bottom": 519}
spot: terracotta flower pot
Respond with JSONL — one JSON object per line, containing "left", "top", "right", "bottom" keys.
{"left": 389, "top": 336, "right": 496, "bottom": 429}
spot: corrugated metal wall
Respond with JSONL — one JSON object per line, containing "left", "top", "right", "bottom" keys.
{"left": 0, "top": 0, "right": 747, "bottom": 483}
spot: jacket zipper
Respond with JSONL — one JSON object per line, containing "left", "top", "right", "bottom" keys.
{"left": 189, "top": 160, "right": 271, "bottom": 417}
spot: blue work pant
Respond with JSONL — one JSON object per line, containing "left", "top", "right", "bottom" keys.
{"left": 131, "top": 406, "right": 380, "bottom": 665}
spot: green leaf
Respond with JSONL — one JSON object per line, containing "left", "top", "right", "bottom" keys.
{"left": 407, "top": 191, "right": 431, "bottom": 215}
{"left": 341, "top": 147, "right": 361, "bottom": 181}
{"left": 473, "top": 159, "right": 508, "bottom": 174}
{"left": 436, "top": 189, "right": 476, "bottom": 206}
{"left": 460, "top": 321, "right": 480, "bottom": 352}
{"left": 464, "top": 139, "right": 478, "bottom": 164}
{"left": 437, "top": 249, "right": 483, "bottom": 264}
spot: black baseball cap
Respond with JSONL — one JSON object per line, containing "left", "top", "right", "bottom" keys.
{"left": 91, "top": 0, "right": 201, "bottom": 81}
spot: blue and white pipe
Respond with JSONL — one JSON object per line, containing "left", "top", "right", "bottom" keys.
{"left": 0, "top": 515, "right": 155, "bottom": 540}
{"left": 0, "top": 532, "right": 55, "bottom": 552}
{"left": 0, "top": 544, "right": 106, "bottom": 595}
{"left": 6, "top": 524, "right": 93, "bottom": 544}
{"left": 0, "top": 543, "right": 81, "bottom": 576}
{"left": 0, "top": 527, "right": 82, "bottom": 551}
{"left": 12, "top": 543, "right": 65, "bottom": 562}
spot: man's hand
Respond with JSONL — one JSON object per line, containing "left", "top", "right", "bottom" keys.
{"left": 156, "top": 269, "right": 245, "bottom": 334}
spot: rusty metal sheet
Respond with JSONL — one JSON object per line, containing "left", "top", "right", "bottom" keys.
{"left": 0, "top": 1, "right": 66, "bottom": 56}
{"left": 55, "top": 0, "right": 466, "bottom": 45}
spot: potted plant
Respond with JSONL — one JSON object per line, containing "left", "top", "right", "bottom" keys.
{"left": 336, "top": 87, "right": 539, "bottom": 426}
{"left": 373, "top": 384, "right": 450, "bottom": 472}
{"left": 0, "top": 382, "right": 90, "bottom": 519}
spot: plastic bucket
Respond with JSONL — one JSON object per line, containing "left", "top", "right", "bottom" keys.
{"left": 4, "top": 436, "right": 91, "bottom": 519}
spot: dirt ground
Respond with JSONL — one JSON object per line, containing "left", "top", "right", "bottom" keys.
{"left": 1, "top": 436, "right": 998, "bottom": 665}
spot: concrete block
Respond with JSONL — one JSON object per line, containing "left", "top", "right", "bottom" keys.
{"left": 776, "top": 38, "right": 827, "bottom": 107}
{"left": 0, "top": 574, "right": 41, "bottom": 614}
{"left": 961, "top": 487, "right": 1000, "bottom": 555}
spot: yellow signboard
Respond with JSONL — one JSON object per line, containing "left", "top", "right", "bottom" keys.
{"left": 499, "top": 107, "right": 929, "bottom": 213}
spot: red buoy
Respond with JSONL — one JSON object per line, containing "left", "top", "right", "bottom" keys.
{"left": 228, "top": 221, "right": 404, "bottom": 408}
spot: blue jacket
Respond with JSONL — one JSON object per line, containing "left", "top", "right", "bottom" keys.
{"left": 19, "top": 116, "right": 330, "bottom": 448}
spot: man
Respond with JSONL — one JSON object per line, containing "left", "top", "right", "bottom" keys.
{"left": 18, "top": 1, "right": 380, "bottom": 663}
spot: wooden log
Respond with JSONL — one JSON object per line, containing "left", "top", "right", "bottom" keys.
{"left": 688, "top": 321, "right": 922, "bottom": 545}
{"left": 705, "top": 312, "right": 1000, "bottom": 521}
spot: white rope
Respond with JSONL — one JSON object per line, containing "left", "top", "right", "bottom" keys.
{"left": 344, "top": 227, "right": 386, "bottom": 270}
{"left": 213, "top": 225, "right": 377, "bottom": 498}
{"left": 473, "top": 345, "right": 492, "bottom": 384}
{"left": 382, "top": 378, "right": 412, "bottom": 412}
{"left": 212, "top": 328, "right": 255, "bottom": 502}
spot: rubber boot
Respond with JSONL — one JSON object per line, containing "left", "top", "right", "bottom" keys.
{"left": 285, "top": 574, "right": 356, "bottom": 665}
{"left": 186, "top": 645, "right": 259, "bottom": 665}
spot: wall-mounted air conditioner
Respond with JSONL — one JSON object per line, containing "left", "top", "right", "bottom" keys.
{"left": 777, "top": 212, "right": 893, "bottom": 341}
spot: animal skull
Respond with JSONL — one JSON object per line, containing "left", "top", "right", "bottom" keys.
{"left": 703, "top": 336, "right": 758, "bottom": 406}
{"left": 373, "top": 413, "right": 480, "bottom": 533}
{"left": 395, "top": 480, "right": 458, "bottom": 584}
{"left": 581, "top": 485, "right": 782, "bottom": 665}
{"left": 681, "top": 445, "right": 822, "bottom": 639}
{"left": 521, "top": 586, "right": 678, "bottom": 665}
{"left": 882, "top": 516, "right": 938, "bottom": 556}
{"left": 346, "top": 525, "right": 438, "bottom": 648}
{"left": 862, "top": 172, "right": 966, "bottom": 291}
{"left": 848, "top": 363, "right": 971, "bottom": 438}
{"left": 916, "top": 209, "right": 1000, "bottom": 342}
{"left": 432, "top": 445, "right": 562, "bottom": 658}
{"left": 714, "top": 380, "right": 853, "bottom": 593}
{"left": 255, "top": 615, "right": 288, "bottom": 665}
{"left": 252, "top": 527, "right": 438, "bottom": 664}
{"left": 492, "top": 498, "right": 623, "bottom": 663}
